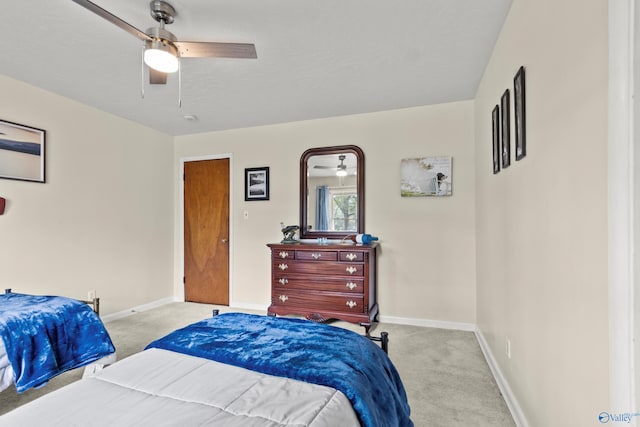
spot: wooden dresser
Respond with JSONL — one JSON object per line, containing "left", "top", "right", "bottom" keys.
{"left": 267, "top": 242, "right": 378, "bottom": 333}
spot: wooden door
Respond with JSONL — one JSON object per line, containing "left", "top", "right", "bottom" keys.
{"left": 184, "top": 158, "right": 230, "bottom": 305}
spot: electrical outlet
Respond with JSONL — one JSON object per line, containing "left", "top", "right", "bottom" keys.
{"left": 88, "top": 290, "right": 96, "bottom": 301}
{"left": 506, "top": 338, "right": 511, "bottom": 359}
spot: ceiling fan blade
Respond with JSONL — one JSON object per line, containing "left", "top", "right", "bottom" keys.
{"left": 175, "top": 41, "right": 257, "bottom": 59}
{"left": 72, "top": 0, "right": 152, "bottom": 42}
{"left": 313, "top": 165, "right": 334, "bottom": 169}
{"left": 149, "top": 68, "right": 168, "bottom": 85}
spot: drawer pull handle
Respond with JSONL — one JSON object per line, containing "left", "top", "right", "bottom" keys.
{"left": 279, "top": 278, "right": 288, "bottom": 285}
{"left": 279, "top": 295, "right": 289, "bottom": 303}
{"left": 346, "top": 300, "right": 357, "bottom": 309}
{"left": 346, "top": 282, "right": 358, "bottom": 290}
{"left": 279, "top": 251, "right": 290, "bottom": 258}
{"left": 346, "top": 253, "right": 357, "bottom": 261}
{"left": 312, "top": 252, "right": 322, "bottom": 259}
{"left": 346, "top": 266, "right": 357, "bottom": 274}
{"left": 278, "top": 263, "right": 288, "bottom": 271}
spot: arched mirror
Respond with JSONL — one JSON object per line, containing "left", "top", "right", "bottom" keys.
{"left": 300, "top": 145, "right": 364, "bottom": 240}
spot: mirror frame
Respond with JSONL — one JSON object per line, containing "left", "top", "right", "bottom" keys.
{"left": 299, "top": 145, "right": 365, "bottom": 240}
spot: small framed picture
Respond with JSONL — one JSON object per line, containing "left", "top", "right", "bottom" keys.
{"left": 245, "top": 167, "right": 269, "bottom": 201}
{"left": 492, "top": 105, "right": 500, "bottom": 174}
{"left": 0, "top": 119, "right": 46, "bottom": 183}
{"left": 514, "top": 66, "right": 526, "bottom": 161}
{"left": 501, "top": 89, "right": 511, "bottom": 169}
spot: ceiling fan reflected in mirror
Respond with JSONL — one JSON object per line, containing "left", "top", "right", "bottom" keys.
{"left": 314, "top": 155, "right": 350, "bottom": 176}
{"left": 71, "top": 0, "right": 257, "bottom": 85}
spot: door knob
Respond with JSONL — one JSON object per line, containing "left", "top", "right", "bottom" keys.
{"left": 221, "top": 239, "right": 228, "bottom": 243}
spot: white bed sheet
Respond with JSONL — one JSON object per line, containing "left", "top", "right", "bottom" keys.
{"left": 0, "top": 339, "right": 12, "bottom": 393}
{"left": 1, "top": 348, "right": 361, "bottom": 427}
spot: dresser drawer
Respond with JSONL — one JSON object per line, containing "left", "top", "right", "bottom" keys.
{"left": 272, "top": 260, "right": 364, "bottom": 277}
{"left": 273, "top": 249, "right": 294, "bottom": 260}
{"left": 272, "top": 275, "right": 364, "bottom": 294}
{"left": 295, "top": 250, "right": 338, "bottom": 261}
{"left": 339, "top": 251, "right": 366, "bottom": 262}
{"left": 272, "top": 290, "right": 364, "bottom": 314}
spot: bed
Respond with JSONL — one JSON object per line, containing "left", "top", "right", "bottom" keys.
{"left": 1, "top": 312, "right": 413, "bottom": 427}
{"left": 0, "top": 290, "right": 116, "bottom": 393}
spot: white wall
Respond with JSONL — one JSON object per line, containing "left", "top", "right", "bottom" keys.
{"left": 0, "top": 76, "right": 175, "bottom": 314}
{"left": 474, "top": 0, "right": 609, "bottom": 425}
{"left": 0, "top": 74, "right": 476, "bottom": 326}
{"left": 174, "top": 101, "right": 477, "bottom": 324}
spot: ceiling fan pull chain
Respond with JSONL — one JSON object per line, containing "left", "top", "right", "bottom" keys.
{"left": 178, "top": 58, "right": 182, "bottom": 108}
{"left": 140, "top": 45, "right": 145, "bottom": 99}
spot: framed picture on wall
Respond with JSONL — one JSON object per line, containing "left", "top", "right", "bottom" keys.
{"left": 501, "top": 89, "right": 511, "bottom": 169}
{"left": 492, "top": 105, "right": 500, "bottom": 174}
{"left": 400, "top": 156, "right": 452, "bottom": 197}
{"left": 514, "top": 66, "right": 526, "bottom": 161}
{"left": 0, "top": 119, "right": 45, "bottom": 183}
{"left": 244, "top": 167, "right": 270, "bottom": 201}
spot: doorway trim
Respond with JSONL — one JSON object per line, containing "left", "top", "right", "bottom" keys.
{"left": 609, "top": 0, "right": 636, "bottom": 414}
{"left": 178, "top": 153, "right": 234, "bottom": 303}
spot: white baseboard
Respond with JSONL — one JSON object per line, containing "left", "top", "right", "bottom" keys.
{"left": 223, "top": 305, "right": 477, "bottom": 332}
{"left": 475, "top": 328, "right": 528, "bottom": 427}
{"left": 101, "top": 298, "right": 268, "bottom": 323}
{"left": 101, "top": 297, "right": 175, "bottom": 323}
{"left": 229, "top": 301, "right": 269, "bottom": 312}
{"left": 379, "top": 314, "right": 476, "bottom": 331}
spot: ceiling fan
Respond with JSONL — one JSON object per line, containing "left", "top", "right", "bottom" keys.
{"left": 314, "top": 155, "right": 350, "bottom": 176}
{"left": 72, "top": 0, "right": 257, "bottom": 85}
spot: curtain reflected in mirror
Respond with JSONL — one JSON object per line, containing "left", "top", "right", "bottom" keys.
{"left": 315, "top": 186, "right": 330, "bottom": 231}
{"left": 300, "top": 146, "right": 364, "bottom": 240}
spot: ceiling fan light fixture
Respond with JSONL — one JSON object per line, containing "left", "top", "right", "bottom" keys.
{"left": 72, "top": 0, "right": 257, "bottom": 88}
{"left": 144, "top": 40, "right": 179, "bottom": 73}
{"left": 336, "top": 168, "right": 348, "bottom": 177}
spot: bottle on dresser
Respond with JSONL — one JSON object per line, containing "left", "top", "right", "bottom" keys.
{"left": 345, "top": 234, "right": 379, "bottom": 244}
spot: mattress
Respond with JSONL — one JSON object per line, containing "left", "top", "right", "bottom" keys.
{"left": 0, "top": 348, "right": 360, "bottom": 426}
{"left": 147, "top": 312, "right": 412, "bottom": 427}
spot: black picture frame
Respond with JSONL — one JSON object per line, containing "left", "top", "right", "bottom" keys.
{"left": 492, "top": 105, "right": 500, "bottom": 174}
{"left": 501, "top": 89, "right": 511, "bottom": 169}
{"left": 245, "top": 167, "right": 270, "bottom": 201}
{"left": 514, "top": 66, "right": 526, "bottom": 161}
{"left": 0, "top": 119, "right": 46, "bottom": 183}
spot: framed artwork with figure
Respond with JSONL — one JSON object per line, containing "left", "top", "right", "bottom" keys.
{"left": 501, "top": 89, "right": 510, "bottom": 169}
{"left": 492, "top": 105, "right": 500, "bottom": 174}
{"left": 514, "top": 66, "right": 526, "bottom": 161}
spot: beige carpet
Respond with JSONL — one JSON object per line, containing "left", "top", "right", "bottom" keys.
{"left": 0, "top": 303, "right": 515, "bottom": 426}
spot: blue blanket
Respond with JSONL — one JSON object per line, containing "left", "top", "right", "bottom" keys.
{"left": 147, "top": 313, "right": 413, "bottom": 427}
{"left": 0, "top": 293, "right": 115, "bottom": 392}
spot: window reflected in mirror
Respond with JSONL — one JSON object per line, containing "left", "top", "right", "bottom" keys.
{"left": 300, "top": 146, "right": 364, "bottom": 240}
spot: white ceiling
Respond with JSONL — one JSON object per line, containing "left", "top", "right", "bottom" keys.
{"left": 1, "top": 0, "right": 512, "bottom": 136}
